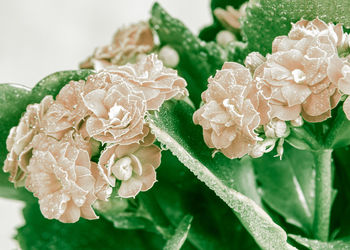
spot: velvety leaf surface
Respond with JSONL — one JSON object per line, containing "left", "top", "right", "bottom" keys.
{"left": 242, "top": 0, "right": 350, "bottom": 55}
{"left": 289, "top": 234, "right": 350, "bottom": 250}
{"left": 150, "top": 3, "right": 226, "bottom": 107}
{"left": 147, "top": 100, "right": 295, "bottom": 249}
{"left": 252, "top": 145, "right": 316, "bottom": 235}
{"left": 16, "top": 201, "right": 164, "bottom": 250}
{"left": 164, "top": 214, "right": 193, "bottom": 250}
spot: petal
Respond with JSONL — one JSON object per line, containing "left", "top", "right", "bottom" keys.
{"left": 270, "top": 103, "right": 301, "bottom": 121}
{"left": 83, "top": 89, "right": 108, "bottom": 118}
{"left": 59, "top": 200, "right": 81, "bottom": 223}
{"left": 302, "top": 91, "right": 331, "bottom": 116}
{"left": 118, "top": 178, "right": 143, "bottom": 198}
{"left": 281, "top": 84, "right": 312, "bottom": 106}
{"left": 133, "top": 145, "right": 162, "bottom": 169}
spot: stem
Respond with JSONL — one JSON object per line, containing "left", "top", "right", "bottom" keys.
{"left": 325, "top": 107, "right": 345, "bottom": 148}
{"left": 313, "top": 149, "right": 333, "bottom": 241}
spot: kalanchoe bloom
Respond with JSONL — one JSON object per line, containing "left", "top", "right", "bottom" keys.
{"left": 82, "top": 80, "right": 146, "bottom": 144}
{"left": 287, "top": 18, "right": 348, "bottom": 50}
{"left": 328, "top": 56, "right": 350, "bottom": 119}
{"left": 193, "top": 62, "right": 270, "bottom": 159}
{"left": 3, "top": 96, "right": 54, "bottom": 184}
{"left": 98, "top": 126, "right": 161, "bottom": 198}
{"left": 214, "top": 6, "right": 244, "bottom": 31}
{"left": 41, "top": 80, "right": 89, "bottom": 139}
{"left": 257, "top": 19, "right": 343, "bottom": 122}
{"left": 80, "top": 22, "right": 154, "bottom": 70}
{"left": 25, "top": 133, "right": 110, "bottom": 223}
{"left": 109, "top": 54, "right": 188, "bottom": 110}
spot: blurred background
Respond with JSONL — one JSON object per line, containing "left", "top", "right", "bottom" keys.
{"left": 0, "top": 0, "right": 210, "bottom": 248}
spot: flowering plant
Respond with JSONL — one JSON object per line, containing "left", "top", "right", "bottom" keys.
{"left": 2, "top": 1, "right": 350, "bottom": 249}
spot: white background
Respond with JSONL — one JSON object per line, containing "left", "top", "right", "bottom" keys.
{"left": 0, "top": 0, "right": 210, "bottom": 249}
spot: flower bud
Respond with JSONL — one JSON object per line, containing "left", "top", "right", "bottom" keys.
{"left": 249, "top": 139, "right": 276, "bottom": 158}
{"left": 111, "top": 157, "right": 133, "bottom": 181}
{"left": 216, "top": 30, "right": 236, "bottom": 46}
{"left": 159, "top": 45, "right": 179, "bottom": 68}
{"left": 244, "top": 52, "right": 266, "bottom": 74}
{"left": 290, "top": 115, "right": 304, "bottom": 127}
{"left": 264, "top": 118, "right": 288, "bottom": 138}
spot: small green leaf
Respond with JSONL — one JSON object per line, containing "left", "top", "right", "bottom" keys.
{"left": 289, "top": 234, "right": 350, "bottom": 250}
{"left": 242, "top": 0, "right": 350, "bottom": 55}
{"left": 164, "top": 215, "right": 193, "bottom": 250}
{"left": 252, "top": 145, "right": 316, "bottom": 235}
{"left": 147, "top": 100, "right": 295, "bottom": 249}
{"left": 150, "top": 3, "right": 226, "bottom": 106}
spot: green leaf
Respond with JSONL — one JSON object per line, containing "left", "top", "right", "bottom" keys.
{"left": 147, "top": 100, "right": 295, "bottom": 249}
{"left": 150, "top": 3, "right": 226, "bottom": 107}
{"left": 289, "top": 234, "right": 350, "bottom": 250}
{"left": 252, "top": 145, "right": 316, "bottom": 235}
{"left": 242, "top": 0, "right": 350, "bottom": 55}
{"left": 164, "top": 215, "right": 193, "bottom": 250}
{"left": 16, "top": 201, "right": 164, "bottom": 250}
{"left": 31, "top": 69, "right": 94, "bottom": 103}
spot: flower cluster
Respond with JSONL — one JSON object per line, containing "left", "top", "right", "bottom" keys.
{"left": 3, "top": 54, "right": 188, "bottom": 223}
{"left": 80, "top": 22, "right": 154, "bottom": 70}
{"left": 194, "top": 18, "right": 350, "bottom": 159}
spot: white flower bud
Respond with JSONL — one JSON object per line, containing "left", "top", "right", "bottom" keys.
{"left": 111, "top": 157, "right": 133, "bottom": 181}
{"left": 216, "top": 30, "right": 236, "bottom": 46}
{"left": 264, "top": 118, "right": 287, "bottom": 138}
{"left": 250, "top": 139, "right": 276, "bottom": 158}
{"left": 290, "top": 115, "right": 304, "bottom": 127}
{"left": 244, "top": 52, "right": 266, "bottom": 74}
{"left": 159, "top": 45, "right": 179, "bottom": 68}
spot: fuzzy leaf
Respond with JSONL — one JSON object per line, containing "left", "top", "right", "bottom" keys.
{"left": 289, "top": 234, "right": 350, "bottom": 249}
{"left": 150, "top": 3, "right": 226, "bottom": 107}
{"left": 242, "top": 0, "right": 350, "bottom": 55}
{"left": 252, "top": 145, "right": 316, "bottom": 235}
{"left": 164, "top": 215, "right": 193, "bottom": 250}
{"left": 147, "top": 100, "right": 295, "bottom": 249}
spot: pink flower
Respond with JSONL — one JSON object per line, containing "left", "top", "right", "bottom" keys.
{"left": 109, "top": 54, "right": 188, "bottom": 110}
{"left": 328, "top": 56, "right": 350, "bottom": 119}
{"left": 25, "top": 133, "right": 110, "bottom": 223}
{"left": 287, "top": 18, "right": 347, "bottom": 49}
{"left": 3, "top": 96, "right": 54, "bottom": 184}
{"left": 257, "top": 19, "right": 342, "bottom": 122}
{"left": 98, "top": 126, "right": 161, "bottom": 198}
{"left": 80, "top": 22, "right": 154, "bottom": 70}
{"left": 193, "top": 62, "right": 270, "bottom": 159}
{"left": 41, "top": 80, "right": 89, "bottom": 139}
{"left": 214, "top": 5, "right": 244, "bottom": 30}
{"left": 82, "top": 80, "right": 146, "bottom": 144}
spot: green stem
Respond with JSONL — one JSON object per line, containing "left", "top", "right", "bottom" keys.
{"left": 325, "top": 107, "right": 346, "bottom": 148}
{"left": 313, "top": 149, "right": 333, "bottom": 241}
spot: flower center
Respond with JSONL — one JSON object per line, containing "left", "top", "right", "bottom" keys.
{"left": 111, "top": 156, "right": 133, "bottom": 181}
{"left": 291, "top": 69, "right": 306, "bottom": 84}
{"left": 108, "top": 104, "right": 128, "bottom": 123}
